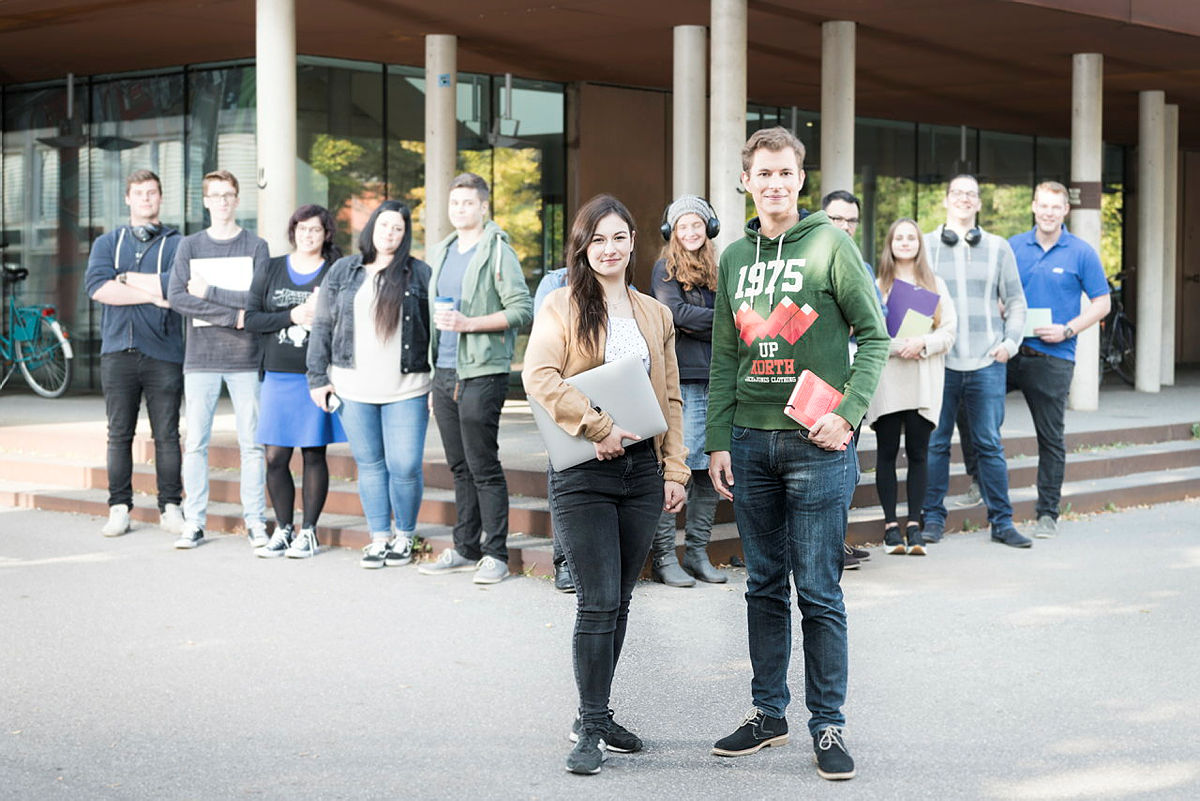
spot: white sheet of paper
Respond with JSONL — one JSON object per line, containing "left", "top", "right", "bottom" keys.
{"left": 1022, "top": 307, "right": 1053, "bottom": 338}
{"left": 190, "top": 257, "right": 253, "bottom": 327}
{"left": 895, "top": 309, "right": 934, "bottom": 339}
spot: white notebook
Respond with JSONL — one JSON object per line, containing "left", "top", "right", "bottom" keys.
{"left": 529, "top": 355, "right": 668, "bottom": 471}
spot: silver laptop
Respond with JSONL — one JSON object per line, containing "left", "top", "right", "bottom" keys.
{"left": 528, "top": 355, "right": 669, "bottom": 471}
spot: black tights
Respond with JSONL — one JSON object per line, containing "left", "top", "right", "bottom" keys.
{"left": 265, "top": 445, "right": 329, "bottom": 529}
{"left": 873, "top": 410, "right": 934, "bottom": 527}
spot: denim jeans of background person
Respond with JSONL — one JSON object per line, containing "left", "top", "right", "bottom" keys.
{"left": 1006, "top": 181, "right": 1110, "bottom": 539}
{"left": 706, "top": 128, "right": 887, "bottom": 782}
{"left": 84, "top": 169, "right": 185, "bottom": 537}
{"left": 165, "top": 169, "right": 270, "bottom": 549}
{"left": 306, "top": 200, "right": 433, "bottom": 570}
{"left": 522, "top": 194, "right": 688, "bottom": 776}
{"left": 533, "top": 267, "right": 576, "bottom": 593}
{"left": 920, "top": 174, "right": 1029, "bottom": 548}
{"left": 421, "top": 172, "right": 532, "bottom": 585}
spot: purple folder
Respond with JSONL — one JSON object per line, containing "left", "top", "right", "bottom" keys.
{"left": 885, "top": 279, "right": 940, "bottom": 338}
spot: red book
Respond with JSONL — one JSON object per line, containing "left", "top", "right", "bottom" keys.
{"left": 783, "top": 370, "right": 853, "bottom": 449}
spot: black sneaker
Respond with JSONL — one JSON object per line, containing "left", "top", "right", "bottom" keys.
{"left": 991, "top": 527, "right": 1033, "bottom": 549}
{"left": 848, "top": 544, "right": 871, "bottom": 561}
{"left": 905, "top": 523, "right": 926, "bottom": 556}
{"left": 711, "top": 708, "right": 788, "bottom": 756}
{"left": 384, "top": 534, "right": 413, "bottom": 567}
{"left": 360, "top": 539, "right": 389, "bottom": 569}
{"left": 883, "top": 525, "right": 905, "bottom": 555}
{"left": 922, "top": 524, "right": 944, "bottom": 544}
{"left": 841, "top": 548, "right": 861, "bottom": 571}
{"left": 813, "top": 726, "right": 855, "bottom": 780}
{"left": 570, "top": 712, "right": 642, "bottom": 753}
{"left": 565, "top": 729, "right": 607, "bottom": 775}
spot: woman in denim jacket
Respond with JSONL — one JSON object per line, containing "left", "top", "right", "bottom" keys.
{"left": 306, "top": 200, "right": 432, "bottom": 569}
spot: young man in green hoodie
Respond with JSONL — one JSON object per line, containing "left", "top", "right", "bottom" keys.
{"left": 706, "top": 127, "right": 887, "bottom": 781}
{"left": 418, "top": 172, "right": 532, "bottom": 585}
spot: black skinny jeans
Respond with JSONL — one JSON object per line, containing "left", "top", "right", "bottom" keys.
{"left": 548, "top": 441, "right": 663, "bottom": 729}
{"left": 101, "top": 350, "right": 183, "bottom": 511}
{"left": 431, "top": 368, "right": 510, "bottom": 561}
{"left": 873, "top": 409, "right": 934, "bottom": 526}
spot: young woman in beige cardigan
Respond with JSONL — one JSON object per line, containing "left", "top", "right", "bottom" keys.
{"left": 864, "top": 219, "right": 956, "bottom": 555}
{"left": 523, "top": 194, "right": 688, "bottom": 775}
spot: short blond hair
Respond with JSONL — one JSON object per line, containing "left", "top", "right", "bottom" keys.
{"left": 741, "top": 126, "right": 806, "bottom": 172}
{"left": 1035, "top": 180, "right": 1069, "bottom": 202}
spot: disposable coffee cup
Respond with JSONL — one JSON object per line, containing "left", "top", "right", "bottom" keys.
{"left": 434, "top": 296, "right": 455, "bottom": 329}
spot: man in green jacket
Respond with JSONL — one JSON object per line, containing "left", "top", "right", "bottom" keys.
{"left": 419, "top": 172, "right": 533, "bottom": 585}
{"left": 706, "top": 127, "right": 887, "bottom": 781}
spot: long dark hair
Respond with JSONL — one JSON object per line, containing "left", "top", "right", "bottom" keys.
{"left": 566, "top": 194, "right": 636, "bottom": 356}
{"left": 287, "top": 203, "right": 342, "bottom": 265}
{"left": 358, "top": 200, "right": 414, "bottom": 342}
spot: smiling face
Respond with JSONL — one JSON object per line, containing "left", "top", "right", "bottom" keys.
{"left": 1032, "top": 188, "right": 1069, "bottom": 236}
{"left": 742, "top": 147, "right": 804, "bottom": 225}
{"left": 890, "top": 220, "right": 922, "bottom": 263}
{"left": 943, "top": 176, "right": 981, "bottom": 227}
{"left": 448, "top": 186, "right": 487, "bottom": 234}
{"left": 587, "top": 212, "right": 634, "bottom": 283}
{"left": 673, "top": 212, "right": 708, "bottom": 252}
{"left": 293, "top": 216, "right": 326, "bottom": 258}
{"left": 372, "top": 210, "right": 406, "bottom": 256}
{"left": 125, "top": 179, "right": 162, "bottom": 226}
{"left": 202, "top": 179, "right": 239, "bottom": 225}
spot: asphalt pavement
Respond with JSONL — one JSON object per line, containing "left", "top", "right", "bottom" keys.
{"left": 2, "top": 500, "right": 1199, "bottom": 800}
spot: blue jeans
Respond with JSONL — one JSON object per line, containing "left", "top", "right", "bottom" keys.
{"left": 338, "top": 395, "right": 429, "bottom": 537}
{"left": 923, "top": 362, "right": 1012, "bottom": 531}
{"left": 182, "top": 371, "right": 265, "bottom": 529}
{"left": 548, "top": 441, "right": 662, "bottom": 728}
{"left": 730, "top": 426, "right": 852, "bottom": 736}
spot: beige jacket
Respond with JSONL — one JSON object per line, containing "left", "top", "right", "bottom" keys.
{"left": 864, "top": 276, "right": 958, "bottom": 429}
{"left": 521, "top": 286, "right": 690, "bottom": 485}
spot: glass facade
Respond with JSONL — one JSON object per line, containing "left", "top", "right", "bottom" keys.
{"left": 745, "top": 109, "right": 1125, "bottom": 276}
{"left": 2, "top": 61, "right": 566, "bottom": 388}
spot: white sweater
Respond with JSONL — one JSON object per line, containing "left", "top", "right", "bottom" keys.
{"left": 864, "top": 276, "right": 957, "bottom": 429}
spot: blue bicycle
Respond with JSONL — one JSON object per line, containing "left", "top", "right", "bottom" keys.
{"left": 1, "top": 263, "right": 74, "bottom": 397}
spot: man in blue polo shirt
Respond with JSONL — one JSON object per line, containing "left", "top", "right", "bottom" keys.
{"left": 1007, "top": 181, "right": 1110, "bottom": 539}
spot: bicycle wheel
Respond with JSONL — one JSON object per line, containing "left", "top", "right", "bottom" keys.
{"left": 1111, "top": 316, "right": 1136, "bottom": 387}
{"left": 15, "top": 316, "right": 72, "bottom": 398}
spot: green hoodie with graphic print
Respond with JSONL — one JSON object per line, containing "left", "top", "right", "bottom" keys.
{"left": 705, "top": 211, "right": 888, "bottom": 454}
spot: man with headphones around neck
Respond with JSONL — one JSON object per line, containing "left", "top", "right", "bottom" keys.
{"left": 921, "top": 174, "right": 1031, "bottom": 549}
{"left": 85, "top": 169, "right": 185, "bottom": 538}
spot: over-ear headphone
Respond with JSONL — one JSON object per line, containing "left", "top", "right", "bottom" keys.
{"left": 131, "top": 222, "right": 164, "bottom": 243}
{"left": 660, "top": 196, "right": 720, "bottom": 242}
{"left": 940, "top": 225, "right": 982, "bottom": 247}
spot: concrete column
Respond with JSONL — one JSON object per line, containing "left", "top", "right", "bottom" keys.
{"left": 1161, "top": 103, "right": 1179, "bottom": 386}
{"left": 1068, "top": 53, "right": 1102, "bottom": 410}
{"left": 424, "top": 35, "right": 457, "bottom": 254}
{"left": 255, "top": 0, "right": 297, "bottom": 255}
{"left": 709, "top": 0, "right": 746, "bottom": 252}
{"left": 1135, "top": 90, "right": 1164, "bottom": 393}
{"left": 820, "top": 21, "right": 856, "bottom": 200}
{"left": 674, "top": 25, "right": 707, "bottom": 199}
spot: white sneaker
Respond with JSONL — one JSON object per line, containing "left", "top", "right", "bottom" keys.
{"left": 159, "top": 503, "right": 185, "bottom": 534}
{"left": 285, "top": 527, "right": 319, "bottom": 558}
{"left": 174, "top": 522, "right": 205, "bottom": 549}
{"left": 101, "top": 505, "right": 131, "bottom": 537}
{"left": 248, "top": 522, "right": 270, "bottom": 549}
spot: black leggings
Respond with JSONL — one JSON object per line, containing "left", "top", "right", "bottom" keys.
{"left": 265, "top": 445, "right": 329, "bottom": 529}
{"left": 873, "top": 410, "right": 934, "bottom": 526}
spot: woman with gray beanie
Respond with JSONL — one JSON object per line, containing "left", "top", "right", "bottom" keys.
{"left": 649, "top": 195, "right": 728, "bottom": 586}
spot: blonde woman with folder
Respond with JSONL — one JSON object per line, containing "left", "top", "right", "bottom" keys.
{"left": 864, "top": 219, "right": 956, "bottom": 556}
{"left": 522, "top": 194, "right": 688, "bottom": 775}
